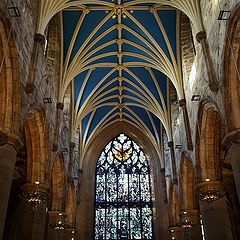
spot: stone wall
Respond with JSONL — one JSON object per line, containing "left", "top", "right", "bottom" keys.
{"left": 167, "top": 0, "right": 240, "bottom": 189}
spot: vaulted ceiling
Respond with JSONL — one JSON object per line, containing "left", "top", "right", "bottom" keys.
{"left": 37, "top": 0, "right": 204, "bottom": 165}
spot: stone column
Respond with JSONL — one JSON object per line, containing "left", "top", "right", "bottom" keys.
{"left": 196, "top": 181, "right": 234, "bottom": 240}
{"left": 26, "top": 34, "right": 45, "bottom": 93}
{"left": 179, "top": 210, "right": 202, "bottom": 240}
{"left": 178, "top": 99, "right": 193, "bottom": 151}
{"left": 47, "top": 211, "right": 66, "bottom": 240}
{"left": 168, "top": 141, "right": 177, "bottom": 184}
{"left": 14, "top": 183, "right": 49, "bottom": 240}
{"left": 0, "top": 131, "right": 22, "bottom": 239}
{"left": 196, "top": 31, "right": 218, "bottom": 92}
{"left": 52, "top": 102, "right": 64, "bottom": 151}
{"left": 168, "top": 226, "right": 182, "bottom": 240}
{"left": 68, "top": 142, "right": 75, "bottom": 183}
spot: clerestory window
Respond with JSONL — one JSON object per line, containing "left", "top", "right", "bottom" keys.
{"left": 94, "top": 133, "right": 153, "bottom": 240}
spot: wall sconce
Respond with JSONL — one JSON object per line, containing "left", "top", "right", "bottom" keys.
{"left": 191, "top": 95, "right": 201, "bottom": 101}
{"left": 218, "top": 10, "right": 231, "bottom": 20}
{"left": 175, "top": 144, "right": 182, "bottom": 150}
{"left": 8, "top": 7, "right": 21, "bottom": 17}
{"left": 43, "top": 97, "right": 52, "bottom": 103}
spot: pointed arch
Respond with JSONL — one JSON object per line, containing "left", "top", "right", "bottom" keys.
{"left": 0, "top": 10, "right": 20, "bottom": 135}
{"left": 76, "top": 121, "right": 168, "bottom": 240}
{"left": 179, "top": 153, "right": 196, "bottom": 210}
{"left": 23, "top": 106, "right": 51, "bottom": 184}
{"left": 223, "top": 3, "right": 240, "bottom": 132}
{"left": 51, "top": 154, "right": 66, "bottom": 211}
{"left": 195, "top": 100, "right": 225, "bottom": 182}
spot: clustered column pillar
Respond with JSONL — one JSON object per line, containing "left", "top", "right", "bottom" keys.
{"left": 196, "top": 31, "right": 218, "bottom": 92}
{"left": 168, "top": 141, "right": 177, "bottom": 184}
{"left": 178, "top": 99, "right": 193, "bottom": 151}
{"left": 0, "top": 131, "right": 22, "bottom": 239}
{"left": 25, "top": 33, "right": 45, "bottom": 93}
{"left": 53, "top": 102, "right": 64, "bottom": 151}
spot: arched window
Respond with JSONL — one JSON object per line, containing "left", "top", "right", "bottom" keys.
{"left": 94, "top": 133, "right": 153, "bottom": 239}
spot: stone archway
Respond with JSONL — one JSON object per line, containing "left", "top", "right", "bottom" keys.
{"left": 24, "top": 106, "right": 51, "bottom": 185}
{"left": 76, "top": 121, "right": 168, "bottom": 240}
{"left": 223, "top": 3, "right": 240, "bottom": 133}
{"left": 0, "top": 10, "right": 21, "bottom": 239}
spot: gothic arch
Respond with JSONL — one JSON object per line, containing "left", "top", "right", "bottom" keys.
{"left": 179, "top": 153, "right": 196, "bottom": 210}
{"left": 168, "top": 182, "right": 180, "bottom": 227}
{"left": 0, "top": 10, "right": 20, "bottom": 135}
{"left": 195, "top": 100, "right": 225, "bottom": 182}
{"left": 51, "top": 154, "right": 66, "bottom": 211}
{"left": 76, "top": 121, "right": 168, "bottom": 240}
{"left": 23, "top": 106, "right": 50, "bottom": 184}
{"left": 223, "top": 3, "right": 240, "bottom": 132}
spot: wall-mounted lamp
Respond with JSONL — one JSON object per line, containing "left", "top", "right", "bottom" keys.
{"left": 191, "top": 95, "right": 201, "bottom": 101}
{"left": 8, "top": 7, "right": 21, "bottom": 17}
{"left": 175, "top": 144, "right": 182, "bottom": 150}
{"left": 43, "top": 98, "right": 52, "bottom": 103}
{"left": 218, "top": 10, "right": 231, "bottom": 20}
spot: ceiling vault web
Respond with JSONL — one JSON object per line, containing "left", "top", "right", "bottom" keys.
{"left": 36, "top": 0, "right": 203, "bottom": 167}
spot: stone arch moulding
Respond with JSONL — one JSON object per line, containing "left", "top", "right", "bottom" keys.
{"left": 51, "top": 153, "right": 66, "bottom": 211}
{"left": 23, "top": 105, "right": 51, "bottom": 185}
{"left": 0, "top": 9, "right": 20, "bottom": 136}
{"left": 75, "top": 121, "right": 169, "bottom": 240}
{"left": 179, "top": 153, "right": 196, "bottom": 211}
{"left": 223, "top": 3, "right": 240, "bottom": 133}
{"left": 195, "top": 100, "right": 225, "bottom": 183}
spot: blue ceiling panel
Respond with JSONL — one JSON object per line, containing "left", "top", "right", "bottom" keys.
{"left": 74, "top": 70, "right": 88, "bottom": 104}
{"left": 63, "top": 11, "right": 82, "bottom": 60}
{"left": 157, "top": 10, "right": 177, "bottom": 58}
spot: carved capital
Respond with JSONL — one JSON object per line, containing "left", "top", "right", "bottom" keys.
{"left": 222, "top": 128, "right": 240, "bottom": 148}
{"left": 178, "top": 99, "right": 186, "bottom": 108}
{"left": 0, "top": 130, "right": 23, "bottom": 151}
{"left": 0, "top": 130, "right": 9, "bottom": 146}
{"left": 196, "top": 31, "right": 206, "bottom": 43}
{"left": 168, "top": 141, "right": 174, "bottom": 148}
{"left": 56, "top": 102, "right": 64, "bottom": 110}
{"left": 25, "top": 82, "right": 35, "bottom": 94}
{"left": 34, "top": 33, "right": 45, "bottom": 45}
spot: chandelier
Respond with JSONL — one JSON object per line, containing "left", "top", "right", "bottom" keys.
{"left": 197, "top": 180, "right": 225, "bottom": 209}
{"left": 50, "top": 213, "right": 66, "bottom": 232}
{"left": 21, "top": 181, "right": 48, "bottom": 211}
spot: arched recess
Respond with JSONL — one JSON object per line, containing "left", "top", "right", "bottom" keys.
{"left": 195, "top": 101, "right": 225, "bottom": 182}
{"left": 179, "top": 153, "right": 196, "bottom": 210}
{"left": 223, "top": 3, "right": 240, "bottom": 132}
{"left": 76, "top": 121, "right": 168, "bottom": 240}
{"left": 51, "top": 154, "right": 66, "bottom": 211}
{"left": 65, "top": 183, "right": 76, "bottom": 227}
{"left": 168, "top": 182, "right": 180, "bottom": 227}
{"left": 23, "top": 106, "right": 50, "bottom": 184}
{"left": 0, "top": 10, "right": 20, "bottom": 135}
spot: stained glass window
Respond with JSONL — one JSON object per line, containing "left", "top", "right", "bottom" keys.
{"left": 94, "top": 133, "right": 153, "bottom": 240}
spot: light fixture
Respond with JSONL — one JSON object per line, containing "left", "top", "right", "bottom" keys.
{"left": 21, "top": 181, "right": 48, "bottom": 211}
{"left": 8, "top": 7, "right": 21, "bottom": 17}
{"left": 191, "top": 95, "right": 201, "bottom": 101}
{"left": 50, "top": 213, "right": 66, "bottom": 232}
{"left": 218, "top": 10, "right": 231, "bottom": 20}
{"left": 197, "top": 180, "right": 225, "bottom": 210}
{"left": 181, "top": 219, "right": 193, "bottom": 230}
